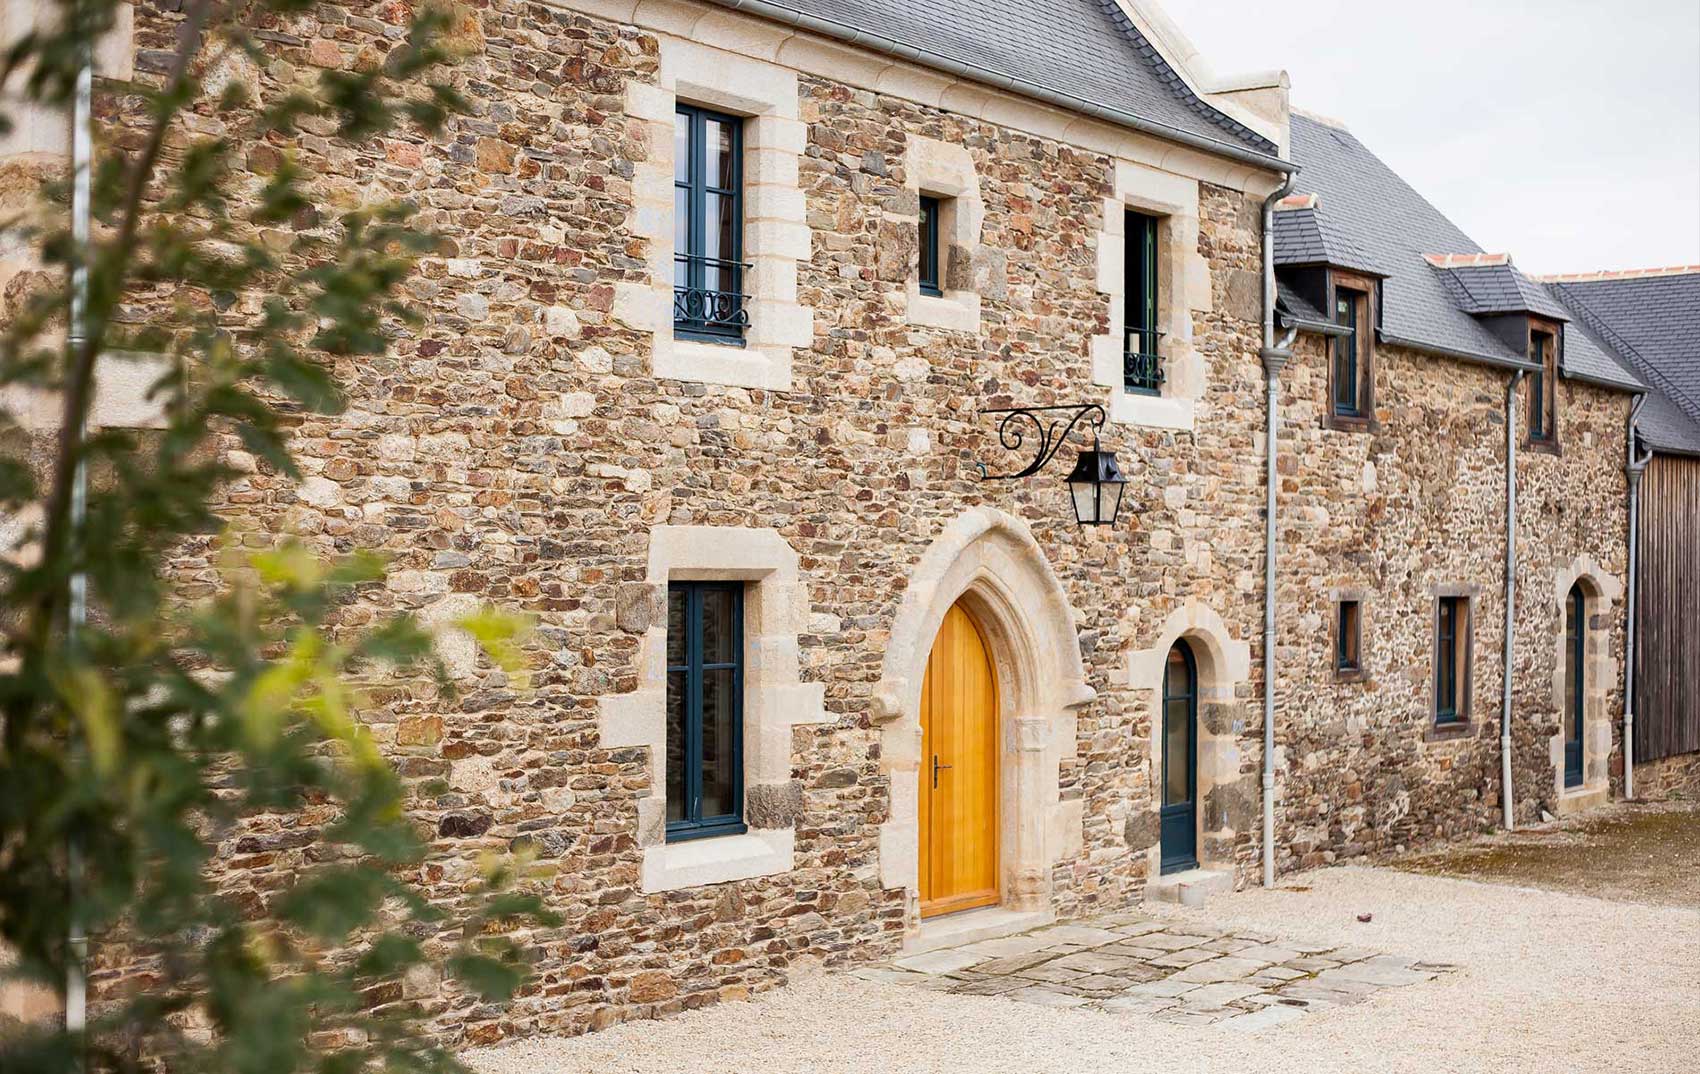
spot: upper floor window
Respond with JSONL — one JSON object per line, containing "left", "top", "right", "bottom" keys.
{"left": 1434, "top": 595, "right": 1471, "bottom": 725}
{"left": 1331, "top": 284, "right": 1372, "bottom": 422}
{"left": 673, "top": 105, "right": 747, "bottom": 343}
{"left": 1125, "top": 210, "right": 1162, "bottom": 395}
{"left": 1528, "top": 328, "right": 1557, "bottom": 443}
{"left": 666, "top": 581, "right": 745, "bottom": 841}
{"left": 919, "top": 195, "right": 944, "bottom": 297}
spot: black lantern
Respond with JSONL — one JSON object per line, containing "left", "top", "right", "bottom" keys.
{"left": 1064, "top": 441, "right": 1127, "bottom": 526}
{"left": 974, "top": 403, "right": 1129, "bottom": 527}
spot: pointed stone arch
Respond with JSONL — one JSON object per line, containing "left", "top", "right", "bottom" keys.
{"left": 870, "top": 508, "right": 1094, "bottom": 926}
{"left": 1125, "top": 602, "right": 1253, "bottom": 880}
{"left": 1550, "top": 554, "right": 1622, "bottom": 811}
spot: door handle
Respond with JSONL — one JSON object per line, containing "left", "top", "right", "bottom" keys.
{"left": 932, "top": 754, "right": 952, "bottom": 789}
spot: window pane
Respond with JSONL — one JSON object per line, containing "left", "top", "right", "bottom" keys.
{"left": 667, "top": 589, "right": 686, "bottom": 667}
{"left": 700, "top": 667, "right": 737, "bottom": 819}
{"left": 665, "top": 669, "right": 687, "bottom": 822}
{"left": 674, "top": 111, "right": 690, "bottom": 184}
{"left": 1164, "top": 646, "right": 1189, "bottom": 697}
{"left": 1164, "top": 698, "right": 1190, "bottom": 805}
{"left": 701, "top": 587, "right": 737, "bottom": 664}
{"left": 706, "top": 118, "right": 734, "bottom": 190}
{"left": 919, "top": 197, "right": 937, "bottom": 288}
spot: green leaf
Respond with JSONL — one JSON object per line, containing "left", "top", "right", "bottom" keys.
{"left": 447, "top": 953, "right": 524, "bottom": 1003}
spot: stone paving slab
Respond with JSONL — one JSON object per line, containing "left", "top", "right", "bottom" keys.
{"left": 877, "top": 909, "right": 1454, "bottom": 1029}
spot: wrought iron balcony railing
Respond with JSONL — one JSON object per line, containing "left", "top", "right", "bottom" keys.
{"left": 1124, "top": 327, "right": 1164, "bottom": 395}
{"left": 674, "top": 254, "right": 751, "bottom": 342}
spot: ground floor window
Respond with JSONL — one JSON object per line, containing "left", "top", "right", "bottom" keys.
{"left": 1564, "top": 584, "right": 1585, "bottom": 787}
{"left": 1434, "top": 596, "right": 1471, "bottom": 724}
{"left": 665, "top": 581, "right": 745, "bottom": 839}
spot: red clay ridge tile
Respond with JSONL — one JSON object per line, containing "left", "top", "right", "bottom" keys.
{"left": 1532, "top": 265, "right": 1700, "bottom": 282}
{"left": 1275, "top": 193, "right": 1318, "bottom": 211}
{"left": 1423, "top": 253, "right": 1511, "bottom": 269}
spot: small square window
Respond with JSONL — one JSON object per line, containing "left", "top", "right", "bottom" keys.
{"left": 1434, "top": 595, "right": 1471, "bottom": 724}
{"left": 1335, "top": 600, "right": 1362, "bottom": 675}
{"left": 919, "top": 195, "right": 944, "bottom": 297}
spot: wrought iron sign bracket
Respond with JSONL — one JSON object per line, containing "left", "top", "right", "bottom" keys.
{"left": 973, "top": 403, "right": 1108, "bottom": 481}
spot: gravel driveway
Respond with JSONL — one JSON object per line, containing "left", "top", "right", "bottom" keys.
{"left": 469, "top": 864, "right": 1699, "bottom": 1074}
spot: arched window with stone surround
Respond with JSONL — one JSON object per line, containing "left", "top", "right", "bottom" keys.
{"left": 1563, "top": 584, "right": 1586, "bottom": 789}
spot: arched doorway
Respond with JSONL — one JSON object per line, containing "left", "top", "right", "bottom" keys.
{"left": 1160, "top": 640, "right": 1199, "bottom": 874}
{"left": 919, "top": 602, "right": 1000, "bottom": 917}
{"left": 1564, "top": 583, "right": 1586, "bottom": 789}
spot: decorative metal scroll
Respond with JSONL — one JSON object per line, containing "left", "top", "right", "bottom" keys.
{"left": 974, "top": 403, "right": 1107, "bottom": 481}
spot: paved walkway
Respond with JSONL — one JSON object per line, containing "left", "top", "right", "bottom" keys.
{"left": 869, "top": 910, "right": 1450, "bottom": 1029}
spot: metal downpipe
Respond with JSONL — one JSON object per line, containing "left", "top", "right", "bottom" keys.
{"left": 1501, "top": 371, "right": 1524, "bottom": 831}
{"left": 1259, "top": 171, "right": 1294, "bottom": 888}
{"left": 1623, "top": 394, "right": 1653, "bottom": 800}
{"left": 66, "top": 32, "right": 94, "bottom": 1052}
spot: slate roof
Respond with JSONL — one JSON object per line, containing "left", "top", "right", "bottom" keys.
{"left": 1548, "top": 272, "right": 1700, "bottom": 453}
{"left": 1272, "top": 206, "right": 1379, "bottom": 277}
{"left": 1431, "top": 262, "right": 1569, "bottom": 320}
{"left": 1277, "top": 113, "right": 1644, "bottom": 393}
{"left": 705, "top": 0, "right": 1278, "bottom": 159}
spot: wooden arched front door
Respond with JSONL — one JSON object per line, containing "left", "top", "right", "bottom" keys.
{"left": 919, "top": 602, "right": 1000, "bottom": 917}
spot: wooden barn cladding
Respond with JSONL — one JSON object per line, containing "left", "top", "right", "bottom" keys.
{"left": 1636, "top": 454, "right": 1700, "bottom": 761}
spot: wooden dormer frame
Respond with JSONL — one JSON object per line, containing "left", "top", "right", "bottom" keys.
{"left": 1526, "top": 316, "right": 1562, "bottom": 454}
{"left": 1325, "top": 269, "right": 1377, "bottom": 432}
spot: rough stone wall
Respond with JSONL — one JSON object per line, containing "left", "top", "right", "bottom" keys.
{"left": 1272, "top": 333, "right": 1629, "bottom": 872}
{"left": 78, "top": 0, "right": 1277, "bottom": 1045}
{"left": 53, "top": 0, "right": 1640, "bottom": 1047}
{"left": 1633, "top": 750, "right": 1700, "bottom": 801}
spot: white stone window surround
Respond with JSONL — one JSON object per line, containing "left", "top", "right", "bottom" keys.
{"left": 1091, "top": 159, "right": 1211, "bottom": 432}
{"left": 1549, "top": 556, "right": 1621, "bottom": 801}
{"left": 901, "top": 136, "right": 984, "bottom": 333}
{"left": 596, "top": 526, "right": 830, "bottom": 893}
{"left": 616, "top": 37, "right": 813, "bottom": 391}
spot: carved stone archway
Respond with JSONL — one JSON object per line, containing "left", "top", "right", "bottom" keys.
{"left": 1550, "top": 554, "right": 1622, "bottom": 810}
{"left": 1125, "top": 603, "right": 1253, "bottom": 879}
{"left": 871, "top": 508, "right": 1094, "bottom": 927}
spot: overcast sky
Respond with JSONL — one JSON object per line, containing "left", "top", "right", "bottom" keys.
{"left": 1161, "top": 0, "right": 1700, "bottom": 275}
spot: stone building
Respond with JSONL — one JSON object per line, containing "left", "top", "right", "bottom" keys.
{"left": 1544, "top": 267, "right": 1700, "bottom": 800}
{"left": 0, "top": 0, "right": 1692, "bottom": 1048}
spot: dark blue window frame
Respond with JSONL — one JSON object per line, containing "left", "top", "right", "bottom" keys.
{"left": 1564, "top": 585, "right": 1585, "bottom": 787}
{"left": 919, "top": 195, "right": 943, "bottom": 297}
{"left": 674, "top": 104, "right": 748, "bottom": 344}
{"left": 665, "top": 582, "right": 746, "bottom": 842}
{"left": 1333, "top": 287, "right": 1363, "bottom": 418}
{"left": 1435, "top": 596, "right": 1466, "bottom": 724}
{"left": 1124, "top": 210, "right": 1162, "bottom": 395}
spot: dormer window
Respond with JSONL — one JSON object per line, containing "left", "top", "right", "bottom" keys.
{"left": 1327, "top": 272, "right": 1375, "bottom": 428}
{"left": 1528, "top": 326, "right": 1558, "bottom": 445}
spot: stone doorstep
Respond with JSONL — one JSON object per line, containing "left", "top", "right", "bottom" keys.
{"left": 900, "top": 906, "right": 1055, "bottom": 956}
{"left": 1555, "top": 784, "right": 1610, "bottom": 817}
{"left": 1146, "top": 867, "right": 1235, "bottom": 906}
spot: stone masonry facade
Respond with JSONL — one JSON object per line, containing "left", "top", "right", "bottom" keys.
{"left": 0, "top": 0, "right": 1657, "bottom": 1049}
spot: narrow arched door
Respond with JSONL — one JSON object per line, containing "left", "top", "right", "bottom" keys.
{"left": 1160, "top": 641, "right": 1199, "bottom": 874}
{"left": 919, "top": 602, "right": 1000, "bottom": 917}
{"left": 1564, "top": 585, "right": 1585, "bottom": 788}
